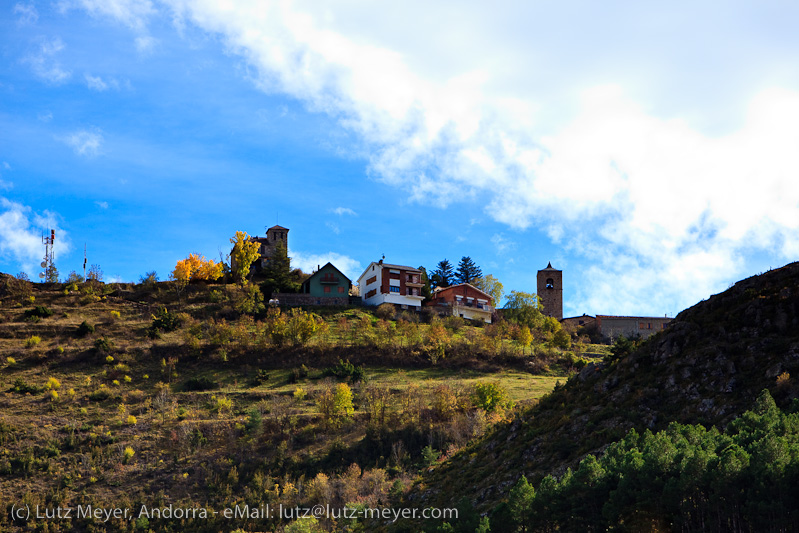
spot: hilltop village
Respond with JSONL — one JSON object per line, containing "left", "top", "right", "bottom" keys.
{"left": 248, "top": 225, "right": 671, "bottom": 342}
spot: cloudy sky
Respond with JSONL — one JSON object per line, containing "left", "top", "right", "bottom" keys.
{"left": 2, "top": 0, "right": 798, "bottom": 317}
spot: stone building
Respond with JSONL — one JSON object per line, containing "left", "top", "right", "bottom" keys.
{"left": 232, "top": 225, "right": 289, "bottom": 274}
{"left": 537, "top": 262, "right": 563, "bottom": 320}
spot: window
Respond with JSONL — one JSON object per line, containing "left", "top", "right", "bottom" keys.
{"left": 390, "top": 286, "right": 400, "bottom": 293}
{"left": 324, "top": 286, "right": 331, "bottom": 293}
{"left": 365, "top": 289, "right": 377, "bottom": 298}
{"left": 366, "top": 276, "right": 377, "bottom": 285}
{"left": 546, "top": 278, "right": 554, "bottom": 289}
{"left": 338, "top": 287, "right": 346, "bottom": 293}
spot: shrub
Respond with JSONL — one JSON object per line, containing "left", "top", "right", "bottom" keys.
{"left": 94, "top": 337, "right": 114, "bottom": 353}
{"left": 149, "top": 306, "right": 182, "bottom": 336}
{"left": 122, "top": 446, "right": 135, "bottom": 464}
{"left": 184, "top": 376, "right": 219, "bottom": 391}
{"left": 471, "top": 382, "right": 514, "bottom": 413}
{"left": 76, "top": 321, "right": 95, "bottom": 337}
{"left": 24, "top": 306, "right": 53, "bottom": 319}
{"left": 11, "top": 378, "right": 42, "bottom": 394}
{"left": 109, "top": 310, "right": 121, "bottom": 320}
{"left": 46, "top": 377, "right": 61, "bottom": 390}
{"left": 139, "top": 271, "right": 158, "bottom": 287}
{"left": 25, "top": 335, "right": 41, "bottom": 348}
{"left": 5, "top": 357, "right": 16, "bottom": 366}
{"left": 326, "top": 358, "right": 366, "bottom": 383}
{"left": 376, "top": 303, "right": 395, "bottom": 320}
{"left": 293, "top": 387, "right": 307, "bottom": 402}
{"left": 777, "top": 371, "right": 791, "bottom": 388}
{"left": 126, "top": 414, "right": 137, "bottom": 425}
{"left": 252, "top": 369, "right": 270, "bottom": 385}
{"left": 213, "top": 395, "right": 233, "bottom": 415}
{"left": 289, "top": 365, "right": 309, "bottom": 383}
{"left": 47, "top": 390, "right": 59, "bottom": 402}
{"left": 89, "top": 385, "right": 111, "bottom": 402}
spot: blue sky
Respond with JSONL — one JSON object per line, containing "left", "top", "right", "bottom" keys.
{"left": 2, "top": 1, "right": 799, "bottom": 317}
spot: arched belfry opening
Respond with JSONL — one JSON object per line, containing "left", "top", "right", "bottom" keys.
{"left": 536, "top": 262, "right": 563, "bottom": 320}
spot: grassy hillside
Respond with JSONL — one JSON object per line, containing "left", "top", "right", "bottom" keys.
{"left": 408, "top": 262, "right": 799, "bottom": 530}
{"left": 0, "top": 276, "right": 584, "bottom": 532}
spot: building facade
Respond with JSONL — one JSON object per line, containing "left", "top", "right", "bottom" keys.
{"left": 427, "top": 283, "right": 494, "bottom": 323}
{"left": 231, "top": 225, "right": 290, "bottom": 274}
{"left": 537, "top": 262, "right": 563, "bottom": 320}
{"left": 357, "top": 260, "right": 425, "bottom": 310}
{"left": 595, "top": 315, "right": 672, "bottom": 340}
{"left": 300, "top": 262, "right": 351, "bottom": 298}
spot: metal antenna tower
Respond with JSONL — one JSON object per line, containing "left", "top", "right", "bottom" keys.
{"left": 40, "top": 229, "right": 55, "bottom": 281}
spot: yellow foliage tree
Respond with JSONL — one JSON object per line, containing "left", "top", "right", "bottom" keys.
{"left": 171, "top": 253, "right": 224, "bottom": 285}
{"left": 230, "top": 231, "right": 261, "bottom": 284}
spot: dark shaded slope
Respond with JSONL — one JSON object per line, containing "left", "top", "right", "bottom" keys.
{"left": 411, "top": 262, "right": 799, "bottom": 512}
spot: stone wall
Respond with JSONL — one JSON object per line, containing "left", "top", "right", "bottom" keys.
{"left": 271, "top": 293, "right": 351, "bottom": 307}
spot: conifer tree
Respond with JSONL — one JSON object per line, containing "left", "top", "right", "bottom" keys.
{"left": 456, "top": 256, "right": 482, "bottom": 285}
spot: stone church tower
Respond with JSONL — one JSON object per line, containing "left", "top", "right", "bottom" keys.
{"left": 537, "top": 262, "right": 563, "bottom": 320}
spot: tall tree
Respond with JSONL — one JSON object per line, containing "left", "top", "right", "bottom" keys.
{"left": 261, "top": 240, "right": 298, "bottom": 294}
{"left": 418, "top": 265, "right": 433, "bottom": 301}
{"left": 430, "top": 259, "right": 454, "bottom": 288}
{"left": 456, "top": 256, "right": 482, "bottom": 285}
{"left": 503, "top": 291, "right": 544, "bottom": 330}
{"left": 474, "top": 274, "right": 504, "bottom": 306}
{"left": 229, "top": 230, "right": 261, "bottom": 284}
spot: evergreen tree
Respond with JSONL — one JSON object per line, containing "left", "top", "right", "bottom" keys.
{"left": 430, "top": 259, "right": 455, "bottom": 288}
{"left": 456, "top": 256, "right": 482, "bottom": 285}
{"left": 418, "top": 265, "right": 433, "bottom": 301}
{"left": 261, "top": 240, "right": 298, "bottom": 295}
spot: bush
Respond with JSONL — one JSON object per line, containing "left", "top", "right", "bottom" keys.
{"left": 149, "top": 306, "right": 182, "bottom": 336}
{"left": 471, "top": 382, "right": 514, "bottom": 413}
{"left": 139, "top": 271, "right": 158, "bottom": 287}
{"left": 94, "top": 337, "right": 114, "bottom": 353}
{"left": 24, "top": 306, "right": 53, "bottom": 319}
{"left": 184, "top": 376, "right": 219, "bottom": 391}
{"left": 289, "top": 365, "right": 309, "bottom": 383}
{"left": 122, "top": 446, "right": 135, "bottom": 463}
{"left": 326, "top": 358, "right": 366, "bottom": 383}
{"left": 376, "top": 303, "right": 395, "bottom": 320}
{"left": 89, "top": 385, "right": 111, "bottom": 402}
{"left": 10, "top": 378, "right": 42, "bottom": 394}
{"left": 76, "top": 321, "right": 95, "bottom": 337}
{"left": 46, "top": 377, "right": 61, "bottom": 390}
{"left": 25, "top": 335, "right": 41, "bottom": 348}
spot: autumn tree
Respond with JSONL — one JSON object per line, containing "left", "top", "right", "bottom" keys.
{"left": 230, "top": 230, "right": 261, "bottom": 284}
{"left": 456, "top": 256, "right": 482, "bottom": 285}
{"left": 474, "top": 274, "right": 504, "bottom": 307}
{"left": 171, "top": 253, "right": 223, "bottom": 285}
{"left": 503, "top": 291, "right": 544, "bottom": 330}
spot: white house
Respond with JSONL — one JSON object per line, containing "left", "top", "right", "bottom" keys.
{"left": 357, "top": 260, "right": 425, "bottom": 310}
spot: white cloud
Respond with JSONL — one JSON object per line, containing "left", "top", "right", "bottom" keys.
{"left": 330, "top": 207, "right": 357, "bottom": 216}
{"left": 38, "top": 111, "right": 53, "bottom": 122}
{"left": 0, "top": 181, "right": 13, "bottom": 191}
{"left": 290, "top": 249, "right": 362, "bottom": 281}
{"left": 60, "top": 0, "right": 155, "bottom": 31}
{"left": 24, "top": 37, "right": 71, "bottom": 84}
{"left": 79, "top": 1, "right": 799, "bottom": 313}
{"left": 0, "top": 198, "right": 70, "bottom": 275}
{"left": 491, "top": 233, "right": 515, "bottom": 255}
{"left": 95, "top": 201, "right": 109, "bottom": 209}
{"left": 14, "top": 3, "right": 38, "bottom": 25}
{"left": 2, "top": 162, "right": 10, "bottom": 170}
{"left": 325, "top": 222, "right": 340, "bottom": 234}
{"left": 85, "top": 73, "right": 108, "bottom": 91}
{"left": 61, "top": 129, "right": 104, "bottom": 157}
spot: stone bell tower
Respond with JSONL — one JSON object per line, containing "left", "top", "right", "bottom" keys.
{"left": 536, "top": 262, "right": 563, "bottom": 320}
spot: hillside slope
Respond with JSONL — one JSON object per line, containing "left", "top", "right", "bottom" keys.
{"left": 413, "top": 262, "right": 799, "bottom": 513}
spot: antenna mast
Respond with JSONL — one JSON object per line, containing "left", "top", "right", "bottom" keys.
{"left": 40, "top": 229, "right": 55, "bottom": 282}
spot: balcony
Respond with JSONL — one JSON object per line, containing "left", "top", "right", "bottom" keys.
{"left": 319, "top": 274, "right": 340, "bottom": 284}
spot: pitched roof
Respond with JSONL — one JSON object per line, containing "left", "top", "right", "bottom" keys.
{"left": 268, "top": 225, "right": 290, "bottom": 231}
{"left": 432, "top": 283, "right": 493, "bottom": 302}
{"left": 380, "top": 262, "right": 421, "bottom": 272}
